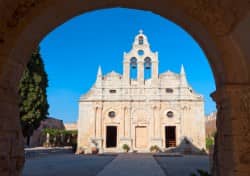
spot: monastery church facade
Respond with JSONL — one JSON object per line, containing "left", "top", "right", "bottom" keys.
{"left": 77, "top": 30, "right": 205, "bottom": 153}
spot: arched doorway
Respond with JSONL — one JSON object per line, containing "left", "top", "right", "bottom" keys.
{"left": 0, "top": 1, "right": 249, "bottom": 176}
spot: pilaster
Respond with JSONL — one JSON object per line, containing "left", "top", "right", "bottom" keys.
{"left": 151, "top": 104, "right": 162, "bottom": 147}
{"left": 211, "top": 84, "right": 250, "bottom": 176}
{"left": 137, "top": 61, "right": 144, "bottom": 85}
{"left": 93, "top": 103, "right": 103, "bottom": 152}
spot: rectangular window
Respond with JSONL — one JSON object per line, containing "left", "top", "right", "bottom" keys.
{"left": 166, "top": 88, "right": 174, "bottom": 93}
{"left": 109, "top": 89, "right": 117, "bottom": 93}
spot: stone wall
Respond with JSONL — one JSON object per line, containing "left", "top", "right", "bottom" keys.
{"left": 205, "top": 112, "right": 217, "bottom": 137}
{"left": 24, "top": 117, "right": 65, "bottom": 147}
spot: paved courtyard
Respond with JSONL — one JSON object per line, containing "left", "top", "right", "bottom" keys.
{"left": 155, "top": 155, "right": 210, "bottom": 176}
{"left": 23, "top": 153, "right": 209, "bottom": 176}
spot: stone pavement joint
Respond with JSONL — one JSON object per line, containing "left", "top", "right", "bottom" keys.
{"left": 97, "top": 154, "right": 166, "bottom": 176}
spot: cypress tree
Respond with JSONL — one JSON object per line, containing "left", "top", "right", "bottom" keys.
{"left": 19, "top": 47, "right": 49, "bottom": 146}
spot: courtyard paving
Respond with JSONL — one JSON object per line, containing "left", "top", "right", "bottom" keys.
{"left": 155, "top": 155, "right": 210, "bottom": 176}
{"left": 97, "top": 153, "right": 165, "bottom": 176}
{"left": 22, "top": 153, "right": 209, "bottom": 176}
{"left": 22, "top": 154, "right": 116, "bottom": 176}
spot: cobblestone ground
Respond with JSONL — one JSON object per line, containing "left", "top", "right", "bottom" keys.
{"left": 23, "top": 153, "right": 209, "bottom": 176}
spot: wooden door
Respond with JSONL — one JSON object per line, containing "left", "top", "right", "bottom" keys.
{"left": 106, "top": 126, "right": 117, "bottom": 148}
{"left": 165, "top": 126, "right": 176, "bottom": 147}
{"left": 135, "top": 126, "right": 148, "bottom": 148}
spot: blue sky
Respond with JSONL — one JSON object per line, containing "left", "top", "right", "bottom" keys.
{"left": 40, "top": 8, "right": 216, "bottom": 123}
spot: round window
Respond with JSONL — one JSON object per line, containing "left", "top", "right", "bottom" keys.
{"left": 108, "top": 111, "right": 116, "bottom": 118}
{"left": 167, "top": 111, "right": 174, "bottom": 118}
{"left": 138, "top": 50, "right": 144, "bottom": 56}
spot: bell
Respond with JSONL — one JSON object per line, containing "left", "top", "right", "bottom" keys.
{"left": 145, "top": 62, "right": 151, "bottom": 69}
{"left": 131, "top": 62, "right": 137, "bottom": 68}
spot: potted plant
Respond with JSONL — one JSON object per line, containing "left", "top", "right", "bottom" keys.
{"left": 122, "top": 144, "right": 130, "bottom": 152}
{"left": 150, "top": 145, "right": 161, "bottom": 153}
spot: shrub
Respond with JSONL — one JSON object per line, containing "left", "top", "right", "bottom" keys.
{"left": 150, "top": 145, "right": 161, "bottom": 152}
{"left": 122, "top": 144, "right": 130, "bottom": 152}
{"left": 42, "top": 128, "right": 77, "bottom": 147}
{"left": 206, "top": 136, "right": 214, "bottom": 150}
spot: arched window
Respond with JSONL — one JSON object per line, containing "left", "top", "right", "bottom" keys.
{"left": 130, "top": 57, "right": 137, "bottom": 79}
{"left": 144, "top": 57, "right": 152, "bottom": 79}
{"left": 144, "top": 57, "right": 151, "bottom": 69}
{"left": 130, "top": 57, "right": 137, "bottom": 68}
{"left": 139, "top": 36, "right": 144, "bottom": 45}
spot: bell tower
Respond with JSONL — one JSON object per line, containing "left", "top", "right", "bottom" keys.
{"left": 123, "top": 30, "right": 159, "bottom": 85}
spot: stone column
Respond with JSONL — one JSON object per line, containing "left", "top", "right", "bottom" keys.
{"left": 137, "top": 61, "right": 144, "bottom": 85}
{"left": 152, "top": 105, "right": 160, "bottom": 137}
{"left": 152, "top": 106, "right": 156, "bottom": 137}
{"left": 120, "top": 105, "right": 132, "bottom": 151}
{"left": 93, "top": 107, "right": 97, "bottom": 137}
{"left": 156, "top": 106, "right": 161, "bottom": 138}
{"left": 46, "top": 133, "right": 50, "bottom": 144}
{"left": 123, "top": 106, "right": 126, "bottom": 137}
{"left": 95, "top": 105, "right": 103, "bottom": 138}
{"left": 128, "top": 106, "right": 132, "bottom": 138}
{"left": 95, "top": 104, "right": 103, "bottom": 152}
{"left": 0, "top": 89, "right": 24, "bottom": 176}
{"left": 123, "top": 60, "right": 130, "bottom": 85}
{"left": 151, "top": 105, "right": 162, "bottom": 147}
{"left": 211, "top": 85, "right": 250, "bottom": 176}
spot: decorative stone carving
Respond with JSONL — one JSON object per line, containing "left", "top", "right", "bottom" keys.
{"left": 0, "top": 0, "right": 42, "bottom": 43}
{"left": 175, "top": 0, "right": 250, "bottom": 36}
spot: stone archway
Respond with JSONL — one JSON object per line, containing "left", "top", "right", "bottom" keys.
{"left": 0, "top": 1, "right": 249, "bottom": 176}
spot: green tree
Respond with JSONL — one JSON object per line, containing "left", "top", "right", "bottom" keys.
{"left": 19, "top": 48, "right": 49, "bottom": 146}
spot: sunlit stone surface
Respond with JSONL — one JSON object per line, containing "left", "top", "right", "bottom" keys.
{"left": 77, "top": 31, "right": 206, "bottom": 153}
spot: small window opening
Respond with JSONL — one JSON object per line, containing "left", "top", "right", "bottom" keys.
{"left": 139, "top": 36, "right": 144, "bottom": 45}
{"left": 167, "top": 111, "right": 174, "bottom": 118}
{"left": 108, "top": 111, "right": 116, "bottom": 118}
{"left": 166, "top": 88, "right": 174, "bottom": 93}
{"left": 109, "top": 89, "right": 117, "bottom": 93}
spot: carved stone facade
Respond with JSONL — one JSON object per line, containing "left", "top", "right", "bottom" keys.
{"left": 77, "top": 31, "right": 206, "bottom": 153}
{"left": 0, "top": 1, "right": 250, "bottom": 176}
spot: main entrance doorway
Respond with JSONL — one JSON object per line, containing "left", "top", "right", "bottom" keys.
{"left": 165, "top": 126, "right": 176, "bottom": 148}
{"left": 135, "top": 126, "right": 148, "bottom": 149}
{"left": 106, "top": 126, "right": 117, "bottom": 148}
